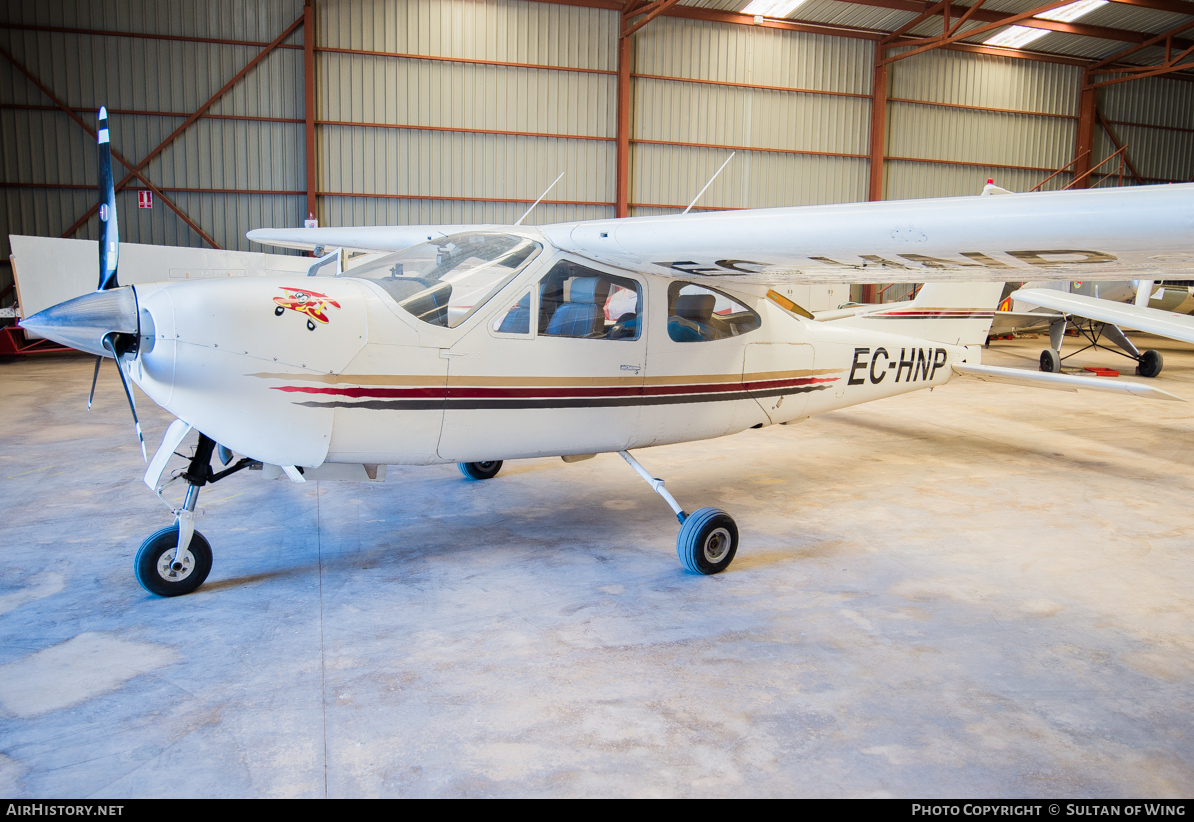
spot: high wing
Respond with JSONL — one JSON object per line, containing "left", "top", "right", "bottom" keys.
{"left": 246, "top": 224, "right": 491, "bottom": 252}
{"left": 248, "top": 184, "right": 1194, "bottom": 285}
{"left": 1012, "top": 288, "right": 1194, "bottom": 347}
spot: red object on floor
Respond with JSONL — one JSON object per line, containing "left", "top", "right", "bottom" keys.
{"left": 0, "top": 325, "right": 73, "bottom": 356}
{"left": 1083, "top": 367, "right": 1120, "bottom": 377}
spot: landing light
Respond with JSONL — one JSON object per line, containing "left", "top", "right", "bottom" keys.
{"left": 741, "top": 0, "right": 807, "bottom": 19}
{"left": 984, "top": 0, "right": 1107, "bottom": 49}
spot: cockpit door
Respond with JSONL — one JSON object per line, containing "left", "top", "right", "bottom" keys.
{"left": 436, "top": 256, "right": 648, "bottom": 463}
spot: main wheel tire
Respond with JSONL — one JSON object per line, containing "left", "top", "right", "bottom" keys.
{"left": 677, "top": 507, "right": 738, "bottom": 575}
{"left": 1136, "top": 349, "right": 1163, "bottom": 378}
{"left": 134, "top": 526, "right": 213, "bottom": 597}
{"left": 1040, "top": 349, "right": 1062, "bottom": 373}
{"left": 458, "top": 460, "right": 503, "bottom": 480}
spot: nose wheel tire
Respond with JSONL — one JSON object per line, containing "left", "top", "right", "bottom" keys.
{"left": 134, "top": 526, "right": 213, "bottom": 597}
{"left": 1040, "top": 349, "right": 1062, "bottom": 373}
{"left": 458, "top": 460, "right": 503, "bottom": 480}
{"left": 677, "top": 507, "right": 738, "bottom": 575}
{"left": 1136, "top": 349, "right": 1163, "bottom": 378}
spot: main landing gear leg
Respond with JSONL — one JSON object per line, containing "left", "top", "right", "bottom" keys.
{"left": 617, "top": 450, "right": 738, "bottom": 575}
{"left": 135, "top": 433, "right": 259, "bottom": 597}
{"left": 1039, "top": 317, "right": 1163, "bottom": 378}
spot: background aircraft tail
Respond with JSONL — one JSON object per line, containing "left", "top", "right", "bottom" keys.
{"left": 834, "top": 282, "right": 1003, "bottom": 346}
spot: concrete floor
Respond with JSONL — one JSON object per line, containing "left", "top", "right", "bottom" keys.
{"left": 1, "top": 334, "right": 1192, "bottom": 798}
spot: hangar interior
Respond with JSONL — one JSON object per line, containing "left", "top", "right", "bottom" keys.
{"left": 1, "top": 0, "right": 1194, "bottom": 798}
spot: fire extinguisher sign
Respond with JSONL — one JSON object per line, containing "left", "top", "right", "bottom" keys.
{"left": 138, "top": 190, "right": 153, "bottom": 209}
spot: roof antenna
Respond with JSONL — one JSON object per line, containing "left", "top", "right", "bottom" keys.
{"left": 515, "top": 172, "right": 565, "bottom": 226}
{"left": 684, "top": 151, "right": 735, "bottom": 215}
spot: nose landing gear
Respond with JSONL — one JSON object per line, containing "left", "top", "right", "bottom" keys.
{"left": 135, "top": 525, "right": 213, "bottom": 597}
{"left": 135, "top": 432, "right": 260, "bottom": 597}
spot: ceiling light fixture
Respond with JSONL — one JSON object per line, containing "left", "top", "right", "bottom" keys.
{"left": 741, "top": 0, "right": 807, "bottom": 19}
{"left": 984, "top": 0, "right": 1108, "bottom": 49}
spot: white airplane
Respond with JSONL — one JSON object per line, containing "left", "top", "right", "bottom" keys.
{"left": 1013, "top": 285, "right": 1194, "bottom": 371}
{"left": 19, "top": 108, "right": 1194, "bottom": 597}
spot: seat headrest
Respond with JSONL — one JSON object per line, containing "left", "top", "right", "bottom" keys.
{"left": 564, "top": 277, "right": 611, "bottom": 305}
{"left": 675, "top": 293, "right": 715, "bottom": 322}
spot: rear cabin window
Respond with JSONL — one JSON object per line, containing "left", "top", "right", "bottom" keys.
{"left": 667, "top": 282, "right": 761, "bottom": 342}
{"left": 538, "top": 260, "right": 642, "bottom": 341}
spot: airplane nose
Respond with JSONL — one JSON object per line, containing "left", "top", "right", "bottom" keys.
{"left": 19, "top": 286, "right": 139, "bottom": 357}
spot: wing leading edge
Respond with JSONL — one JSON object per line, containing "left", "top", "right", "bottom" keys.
{"left": 1012, "top": 288, "right": 1194, "bottom": 347}
{"left": 247, "top": 184, "right": 1194, "bottom": 286}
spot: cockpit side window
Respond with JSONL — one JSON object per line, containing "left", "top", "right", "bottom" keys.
{"left": 666, "top": 282, "right": 761, "bottom": 343}
{"left": 538, "top": 260, "right": 642, "bottom": 341}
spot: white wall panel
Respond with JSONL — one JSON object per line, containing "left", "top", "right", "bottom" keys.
{"left": 887, "top": 102, "right": 1077, "bottom": 170}
{"left": 891, "top": 49, "right": 1081, "bottom": 115}
{"left": 634, "top": 78, "right": 869, "bottom": 155}
{"left": 319, "top": 54, "right": 614, "bottom": 137}
{"left": 631, "top": 143, "right": 867, "bottom": 210}
{"left": 318, "top": 0, "right": 616, "bottom": 71}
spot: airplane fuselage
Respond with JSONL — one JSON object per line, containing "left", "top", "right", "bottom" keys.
{"left": 128, "top": 232, "right": 972, "bottom": 471}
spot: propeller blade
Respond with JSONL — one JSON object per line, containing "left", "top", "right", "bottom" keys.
{"left": 87, "top": 355, "right": 102, "bottom": 410}
{"left": 101, "top": 334, "right": 146, "bottom": 462}
{"left": 97, "top": 106, "right": 120, "bottom": 291}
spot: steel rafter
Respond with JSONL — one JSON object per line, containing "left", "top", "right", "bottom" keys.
{"left": 881, "top": 0, "right": 1083, "bottom": 65}
{"left": 622, "top": 0, "right": 685, "bottom": 38}
{"left": 1087, "top": 17, "right": 1194, "bottom": 86}
{"left": 1095, "top": 111, "right": 1146, "bottom": 184}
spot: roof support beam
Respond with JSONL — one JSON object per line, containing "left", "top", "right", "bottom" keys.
{"left": 881, "top": 0, "right": 1099, "bottom": 65}
{"left": 1096, "top": 110, "right": 1146, "bottom": 184}
{"left": 869, "top": 60, "right": 888, "bottom": 202}
{"left": 304, "top": 2, "right": 317, "bottom": 233}
{"left": 842, "top": 0, "right": 1193, "bottom": 49}
{"left": 621, "top": 0, "right": 684, "bottom": 38}
{"left": 616, "top": 33, "right": 632, "bottom": 218}
{"left": 1073, "top": 72, "right": 1097, "bottom": 190}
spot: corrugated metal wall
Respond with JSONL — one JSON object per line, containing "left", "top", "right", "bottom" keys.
{"left": 1096, "top": 75, "right": 1194, "bottom": 186}
{"left": 630, "top": 18, "right": 871, "bottom": 213}
{"left": 885, "top": 49, "right": 1082, "bottom": 199}
{"left": 0, "top": 0, "right": 308, "bottom": 264}
{"left": 315, "top": 0, "right": 618, "bottom": 227}
{"left": 2, "top": 0, "right": 1193, "bottom": 311}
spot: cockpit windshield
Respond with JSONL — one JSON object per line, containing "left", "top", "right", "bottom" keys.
{"left": 341, "top": 232, "right": 541, "bottom": 327}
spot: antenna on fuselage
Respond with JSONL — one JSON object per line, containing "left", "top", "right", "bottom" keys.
{"left": 683, "top": 151, "right": 735, "bottom": 215}
{"left": 515, "top": 172, "right": 565, "bottom": 226}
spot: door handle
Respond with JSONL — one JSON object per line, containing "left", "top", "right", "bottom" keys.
{"left": 620, "top": 364, "right": 641, "bottom": 373}
{"left": 439, "top": 349, "right": 469, "bottom": 359}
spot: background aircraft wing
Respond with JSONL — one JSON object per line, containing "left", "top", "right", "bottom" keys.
{"left": 1013, "top": 288, "right": 1194, "bottom": 347}
{"left": 539, "top": 184, "right": 1194, "bottom": 285}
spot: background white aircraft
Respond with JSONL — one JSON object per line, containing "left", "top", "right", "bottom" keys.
{"left": 18, "top": 109, "right": 1193, "bottom": 597}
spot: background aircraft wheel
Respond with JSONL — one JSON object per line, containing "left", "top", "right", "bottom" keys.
{"left": 1039, "top": 349, "right": 1062, "bottom": 373}
{"left": 458, "top": 460, "right": 503, "bottom": 480}
{"left": 677, "top": 507, "right": 738, "bottom": 575}
{"left": 134, "top": 526, "right": 213, "bottom": 597}
{"left": 1136, "top": 349, "right": 1163, "bottom": 378}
